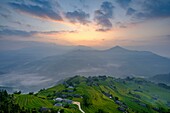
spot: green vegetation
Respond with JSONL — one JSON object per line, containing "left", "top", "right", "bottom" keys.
{"left": 0, "top": 90, "right": 20, "bottom": 113}
{"left": 1, "top": 75, "right": 170, "bottom": 113}
{"left": 0, "top": 90, "right": 39, "bottom": 113}
{"left": 15, "top": 94, "right": 53, "bottom": 109}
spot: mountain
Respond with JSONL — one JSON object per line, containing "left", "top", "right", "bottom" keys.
{"left": 149, "top": 73, "right": 170, "bottom": 85}
{"left": 0, "top": 45, "right": 69, "bottom": 72}
{"left": 0, "top": 44, "right": 91, "bottom": 73}
{"left": 73, "top": 45, "right": 94, "bottom": 50}
{"left": 2, "top": 76, "right": 170, "bottom": 113}
{"left": 16, "top": 46, "right": 170, "bottom": 77}
{"left": 1, "top": 46, "right": 170, "bottom": 92}
{"left": 0, "top": 86, "right": 15, "bottom": 93}
{"left": 106, "top": 45, "right": 130, "bottom": 52}
{"left": 0, "top": 44, "right": 94, "bottom": 92}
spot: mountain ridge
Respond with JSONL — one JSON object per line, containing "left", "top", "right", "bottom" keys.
{"left": 0, "top": 46, "right": 170, "bottom": 92}
{"left": 149, "top": 73, "right": 170, "bottom": 85}
{"left": 18, "top": 46, "right": 170, "bottom": 76}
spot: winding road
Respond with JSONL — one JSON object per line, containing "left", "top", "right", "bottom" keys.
{"left": 72, "top": 101, "right": 85, "bottom": 113}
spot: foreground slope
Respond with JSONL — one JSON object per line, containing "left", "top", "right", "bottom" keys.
{"left": 1, "top": 75, "right": 169, "bottom": 112}
{"left": 13, "top": 76, "right": 170, "bottom": 113}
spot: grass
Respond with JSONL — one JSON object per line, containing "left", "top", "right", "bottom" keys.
{"left": 14, "top": 76, "right": 170, "bottom": 113}
{"left": 15, "top": 94, "right": 53, "bottom": 109}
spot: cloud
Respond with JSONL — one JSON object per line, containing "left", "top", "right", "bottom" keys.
{"left": 0, "top": 29, "right": 37, "bottom": 37}
{"left": 116, "top": 0, "right": 131, "bottom": 9}
{"left": 0, "top": 4, "right": 11, "bottom": 19}
{"left": 134, "top": 12, "right": 146, "bottom": 20}
{"left": 11, "top": 21, "right": 33, "bottom": 28}
{"left": 31, "top": 0, "right": 53, "bottom": 8}
{"left": 134, "top": 0, "right": 170, "bottom": 20}
{"left": 40, "top": 30, "right": 77, "bottom": 35}
{"left": 65, "top": 10, "right": 90, "bottom": 24}
{"left": 0, "top": 13, "right": 9, "bottom": 19}
{"left": 94, "top": 1, "right": 114, "bottom": 31}
{"left": 142, "top": 0, "right": 170, "bottom": 18}
{"left": 96, "top": 27, "right": 111, "bottom": 32}
{"left": 126, "top": 7, "right": 136, "bottom": 16}
{"left": 0, "top": 73, "right": 53, "bottom": 89}
{"left": 0, "top": 28, "right": 76, "bottom": 38}
{"left": 9, "top": 1, "right": 62, "bottom": 21}
{"left": 116, "top": 22, "right": 127, "bottom": 28}
{"left": 163, "top": 35, "right": 170, "bottom": 41}
{"left": 0, "top": 25, "right": 9, "bottom": 30}
{"left": 12, "top": 21, "right": 22, "bottom": 25}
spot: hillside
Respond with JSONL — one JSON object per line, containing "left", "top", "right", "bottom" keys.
{"left": 149, "top": 73, "right": 170, "bottom": 85}
{"left": 8, "top": 76, "right": 170, "bottom": 113}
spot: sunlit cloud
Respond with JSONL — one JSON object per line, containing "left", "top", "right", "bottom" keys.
{"left": 0, "top": 0, "right": 170, "bottom": 55}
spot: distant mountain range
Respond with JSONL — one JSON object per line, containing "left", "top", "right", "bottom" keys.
{"left": 14, "top": 46, "right": 170, "bottom": 77}
{"left": 0, "top": 45, "right": 170, "bottom": 92}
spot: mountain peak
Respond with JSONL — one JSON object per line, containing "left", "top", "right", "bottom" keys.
{"left": 113, "top": 45, "right": 124, "bottom": 49}
{"left": 106, "top": 46, "right": 128, "bottom": 52}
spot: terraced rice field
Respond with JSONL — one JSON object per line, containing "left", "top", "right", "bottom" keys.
{"left": 15, "top": 94, "right": 53, "bottom": 109}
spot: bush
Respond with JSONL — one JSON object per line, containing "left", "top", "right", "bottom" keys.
{"left": 115, "top": 96, "right": 119, "bottom": 100}
{"left": 82, "top": 95, "right": 92, "bottom": 107}
{"left": 13, "top": 91, "right": 21, "bottom": 94}
{"left": 29, "top": 92, "right": 34, "bottom": 95}
{"left": 96, "top": 109, "right": 105, "bottom": 113}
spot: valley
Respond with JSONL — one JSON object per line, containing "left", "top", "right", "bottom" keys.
{"left": 1, "top": 46, "right": 170, "bottom": 92}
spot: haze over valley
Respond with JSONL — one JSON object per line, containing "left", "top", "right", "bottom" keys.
{"left": 0, "top": 43, "right": 170, "bottom": 92}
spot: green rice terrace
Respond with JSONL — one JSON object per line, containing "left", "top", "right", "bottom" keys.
{"left": 0, "top": 75, "right": 170, "bottom": 113}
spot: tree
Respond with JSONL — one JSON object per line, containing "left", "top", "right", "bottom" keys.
{"left": 63, "top": 103, "right": 69, "bottom": 108}
{"left": 0, "top": 90, "right": 22, "bottom": 113}
{"left": 60, "top": 109, "right": 64, "bottom": 113}
{"left": 29, "top": 92, "right": 34, "bottom": 95}
{"left": 115, "top": 96, "right": 119, "bottom": 100}
{"left": 96, "top": 109, "right": 105, "bottom": 113}
{"left": 13, "top": 90, "right": 21, "bottom": 94}
{"left": 82, "top": 95, "right": 92, "bottom": 107}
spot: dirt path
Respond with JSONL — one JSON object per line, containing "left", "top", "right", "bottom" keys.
{"left": 72, "top": 101, "right": 85, "bottom": 113}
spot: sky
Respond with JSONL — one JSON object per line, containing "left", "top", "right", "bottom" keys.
{"left": 0, "top": 0, "right": 170, "bottom": 57}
